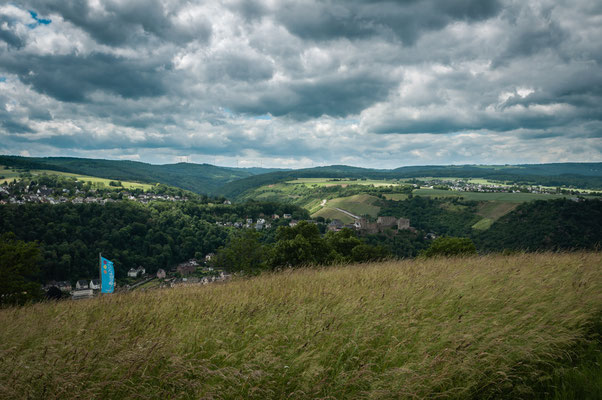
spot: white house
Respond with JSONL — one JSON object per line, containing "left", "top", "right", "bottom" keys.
{"left": 89, "top": 279, "right": 101, "bottom": 290}
{"left": 127, "top": 268, "right": 138, "bottom": 278}
{"left": 156, "top": 269, "right": 166, "bottom": 279}
{"left": 76, "top": 280, "right": 89, "bottom": 290}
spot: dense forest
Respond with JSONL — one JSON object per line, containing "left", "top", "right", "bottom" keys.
{"left": 474, "top": 199, "right": 602, "bottom": 252}
{"left": 0, "top": 201, "right": 309, "bottom": 284}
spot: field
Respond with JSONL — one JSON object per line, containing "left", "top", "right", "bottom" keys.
{"left": 413, "top": 188, "right": 575, "bottom": 202}
{"left": 288, "top": 178, "right": 401, "bottom": 187}
{"left": 1, "top": 252, "right": 601, "bottom": 399}
{"left": 311, "top": 194, "right": 381, "bottom": 222}
{"left": 0, "top": 166, "right": 154, "bottom": 190}
{"left": 471, "top": 201, "right": 521, "bottom": 230}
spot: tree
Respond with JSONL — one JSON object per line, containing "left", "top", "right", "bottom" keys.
{"left": 213, "top": 230, "right": 266, "bottom": 274}
{"left": 0, "top": 233, "right": 43, "bottom": 305}
{"left": 268, "top": 221, "right": 333, "bottom": 268}
{"left": 420, "top": 236, "right": 477, "bottom": 258}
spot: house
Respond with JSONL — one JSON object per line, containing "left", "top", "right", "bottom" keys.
{"left": 176, "top": 261, "right": 197, "bottom": 276}
{"left": 246, "top": 218, "right": 253, "bottom": 224}
{"left": 397, "top": 218, "right": 410, "bottom": 230}
{"left": 136, "top": 266, "right": 146, "bottom": 276}
{"left": 359, "top": 218, "right": 379, "bottom": 234}
{"left": 76, "top": 280, "right": 89, "bottom": 290}
{"left": 255, "top": 222, "right": 264, "bottom": 230}
{"left": 327, "top": 219, "right": 344, "bottom": 232}
{"left": 156, "top": 269, "right": 166, "bottom": 279}
{"left": 283, "top": 213, "right": 292, "bottom": 219}
{"left": 127, "top": 268, "right": 138, "bottom": 278}
{"left": 89, "top": 279, "right": 101, "bottom": 290}
{"left": 223, "top": 200, "right": 232, "bottom": 205}
{"left": 205, "top": 253, "right": 215, "bottom": 262}
{"left": 57, "top": 281, "right": 72, "bottom": 292}
{"left": 272, "top": 214, "right": 280, "bottom": 219}
{"left": 377, "top": 216, "right": 398, "bottom": 228}
{"left": 289, "top": 220, "right": 298, "bottom": 227}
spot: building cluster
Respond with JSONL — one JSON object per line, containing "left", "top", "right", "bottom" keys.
{"left": 214, "top": 213, "right": 297, "bottom": 230}
{"left": 420, "top": 178, "right": 588, "bottom": 195}
{"left": 327, "top": 216, "right": 413, "bottom": 234}
{"left": 0, "top": 184, "right": 188, "bottom": 205}
{"left": 44, "top": 278, "right": 102, "bottom": 300}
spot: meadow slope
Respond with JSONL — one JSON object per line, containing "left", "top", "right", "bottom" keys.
{"left": 1, "top": 253, "right": 601, "bottom": 399}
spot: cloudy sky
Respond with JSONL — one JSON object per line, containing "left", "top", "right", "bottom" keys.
{"left": 1, "top": 0, "right": 601, "bottom": 168}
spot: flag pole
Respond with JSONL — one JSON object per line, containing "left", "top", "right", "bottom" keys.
{"left": 99, "top": 252, "right": 102, "bottom": 294}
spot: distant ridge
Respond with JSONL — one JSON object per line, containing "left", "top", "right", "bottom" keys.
{"left": 1, "top": 155, "right": 601, "bottom": 196}
{"left": 0, "top": 155, "right": 284, "bottom": 195}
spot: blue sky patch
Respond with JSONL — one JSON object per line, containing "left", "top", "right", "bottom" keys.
{"left": 0, "top": 77, "right": 6, "bottom": 83}
{"left": 28, "top": 10, "right": 51, "bottom": 28}
{"left": 253, "top": 115, "right": 272, "bottom": 120}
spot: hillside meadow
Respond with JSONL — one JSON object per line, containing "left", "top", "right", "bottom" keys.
{"left": 1, "top": 252, "right": 601, "bottom": 399}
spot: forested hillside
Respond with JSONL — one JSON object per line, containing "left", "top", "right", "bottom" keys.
{"left": 0, "top": 201, "right": 308, "bottom": 283}
{"left": 474, "top": 199, "right": 602, "bottom": 252}
{"left": 0, "top": 155, "right": 281, "bottom": 195}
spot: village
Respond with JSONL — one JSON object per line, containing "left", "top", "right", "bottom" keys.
{"left": 416, "top": 177, "right": 593, "bottom": 195}
{"left": 44, "top": 255, "right": 232, "bottom": 300}
{"left": 0, "top": 183, "right": 188, "bottom": 205}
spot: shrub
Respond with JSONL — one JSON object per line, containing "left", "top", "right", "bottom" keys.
{"left": 421, "top": 236, "right": 477, "bottom": 258}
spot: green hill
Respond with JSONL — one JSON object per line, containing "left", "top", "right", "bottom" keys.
{"left": 1, "top": 252, "right": 601, "bottom": 399}
{"left": 219, "top": 163, "right": 602, "bottom": 199}
{"left": 474, "top": 199, "right": 602, "bottom": 251}
{"left": 0, "top": 156, "right": 282, "bottom": 195}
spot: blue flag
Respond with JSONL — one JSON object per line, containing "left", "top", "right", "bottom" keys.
{"left": 100, "top": 256, "right": 115, "bottom": 293}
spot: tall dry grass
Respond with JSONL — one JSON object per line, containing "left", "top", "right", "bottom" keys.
{"left": 0, "top": 252, "right": 601, "bottom": 399}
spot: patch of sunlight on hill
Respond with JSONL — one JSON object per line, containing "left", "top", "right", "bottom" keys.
{"left": 312, "top": 194, "right": 381, "bottom": 221}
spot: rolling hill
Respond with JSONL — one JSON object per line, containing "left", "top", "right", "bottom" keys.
{"left": 2, "top": 155, "right": 602, "bottom": 197}
{"left": 1, "top": 252, "right": 601, "bottom": 399}
{"left": 0, "top": 155, "right": 283, "bottom": 195}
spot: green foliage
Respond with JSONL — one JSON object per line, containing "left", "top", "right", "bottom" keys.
{"left": 474, "top": 199, "right": 602, "bottom": 252}
{"left": 421, "top": 236, "right": 477, "bottom": 258}
{"left": 269, "top": 221, "right": 334, "bottom": 268}
{"left": 0, "top": 155, "right": 279, "bottom": 195}
{"left": 0, "top": 201, "right": 308, "bottom": 283}
{"left": 213, "top": 230, "right": 267, "bottom": 274}
{"left": 0, "top": 233, "right": 42, "bottom": 305}
{"left": 379, "top": 196, "right": 481, "bottom": 236}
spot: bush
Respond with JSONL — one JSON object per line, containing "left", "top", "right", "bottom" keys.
{"left": 420, "top": 236, "right": 477, "bottom": 258}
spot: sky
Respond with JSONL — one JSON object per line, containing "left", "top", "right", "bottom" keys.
{"left": 0, "top": 0, "right": 601, "bottom": 169}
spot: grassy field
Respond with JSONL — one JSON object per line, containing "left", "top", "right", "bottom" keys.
{"left": 383, "top": 193, "right": 409, "bottom": 201}
{"left": 1, "top": 252, "right": 601, "bottom": 399}
{"left": 289, "top": 178, "right": 401, "bottom": 187}
{"left": 0, "top": 166, "right": 155, "bottom": 190}
{"left": 311, "top": 194, "right": 381, "bottom": 222}
{"left": 413, "top": 188, "right": 575, "bottom": 202}
{"left": 472, "top": 201, "right": 521, "bottom": 230}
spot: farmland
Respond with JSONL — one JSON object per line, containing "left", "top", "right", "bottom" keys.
{"left": 413, "top": 188, "right": 576, "bottom": 202}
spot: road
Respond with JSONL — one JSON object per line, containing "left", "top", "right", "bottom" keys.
{"left": 334, "top": 207, "right": 361, "bottom": 220}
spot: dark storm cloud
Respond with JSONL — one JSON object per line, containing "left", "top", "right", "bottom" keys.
{"left": 1, "top": 0, "right": 601, "bottom": 166}
{"left": 231, "top": 71, "right": 395, "bottom": 120}
{"left": 0, "top": 14, "right": 26, "bottom": 48}
{"left": 0, "top": 52, "right": 169, "bottom": 102}
{"left": 1, "top": 119, "right": 35, "bottom": 133}
{"left": 274, "top": 0, "right": 501, "bottom": 44}
{"left": 22, "top": 0, "right": 211, "bottom": 46}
